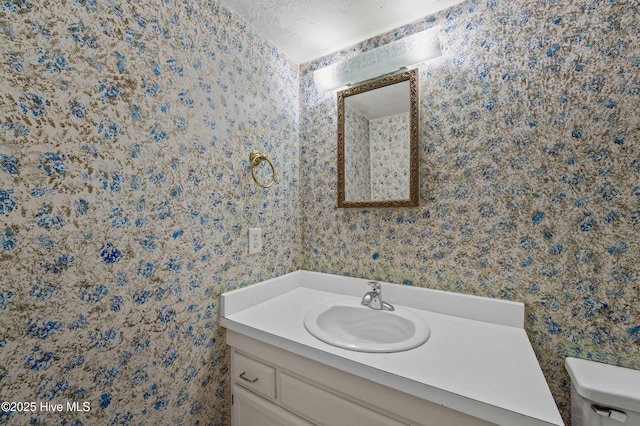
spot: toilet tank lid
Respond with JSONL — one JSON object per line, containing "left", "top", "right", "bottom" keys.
{"left": 565, "top": 357, "right": 640, "bottom": 413}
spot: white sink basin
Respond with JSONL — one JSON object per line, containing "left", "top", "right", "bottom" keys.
{"left": 303, "top": 301, "right": 430, "bottom": 353}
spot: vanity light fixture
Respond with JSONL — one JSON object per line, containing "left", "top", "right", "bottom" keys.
{"left": 313, "top": 26, "right": 441, "bottom": 92}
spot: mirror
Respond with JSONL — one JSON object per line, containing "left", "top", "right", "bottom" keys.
{"left": 337, "top": 69, "right": 419, "bottom": 208}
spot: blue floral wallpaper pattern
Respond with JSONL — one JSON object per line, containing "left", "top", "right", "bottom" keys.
{"left": 1, "top": 0, "right": 299, "bottom": 424}
{"left": 300, "top": 0, "right": 639, "bottom": 422}
{"left": 344, "top": 104, "right": 371, "bottom": 200}
{"left": 343, "top": 107, "right": 410, "bottom": 201}
{"left": 370, "top": 113, "right": 410, "bottom": 199}
{"left": 1, "top": 0, "right": 639, "bottom": 424}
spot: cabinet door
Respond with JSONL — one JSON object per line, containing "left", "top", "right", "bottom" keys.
{"left": 280, "top": 373, "right": 408, "bottom": 426}
{"left": 232, "top": 384, "right": 313, "bottom": 426}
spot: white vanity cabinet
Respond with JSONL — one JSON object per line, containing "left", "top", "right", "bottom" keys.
{"left": 228, "top": 331, "right": 492, "bottom": 426}
{"left": 221, "top": 271, "right": 565, "bottom": 426}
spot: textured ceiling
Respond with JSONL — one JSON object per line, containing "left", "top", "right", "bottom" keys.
{"left": 219, "top": 0, "right": 466, "bottom": 64}
{"left": 347, "top": 81, "right": 409, "bottom": 120}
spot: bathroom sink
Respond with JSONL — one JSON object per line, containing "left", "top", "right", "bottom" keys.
{"left": 303, "top": 301, "right": 430, "bottom": 353}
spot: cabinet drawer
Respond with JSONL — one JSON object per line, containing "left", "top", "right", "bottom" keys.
{"left": 280, "top": 372, "right": 408, "bottom": 426}
{"left": 233, "top": 351, "right": 276, "bottom": 399}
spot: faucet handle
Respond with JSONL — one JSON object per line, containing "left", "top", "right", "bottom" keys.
{"left": 368, "top": 281, "right": 381, "bottom": 292}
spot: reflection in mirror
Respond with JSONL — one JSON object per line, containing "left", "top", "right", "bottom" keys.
{"left": 337, "top": 69, "right": 419, "bottom": 208}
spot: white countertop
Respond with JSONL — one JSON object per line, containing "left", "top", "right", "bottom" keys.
{"left": 220, "top": 270, "right": 564, "bottom": 426}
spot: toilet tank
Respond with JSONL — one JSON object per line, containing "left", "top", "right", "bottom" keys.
{"left": 565, "top": 357, "right": 640, "bottom": 426}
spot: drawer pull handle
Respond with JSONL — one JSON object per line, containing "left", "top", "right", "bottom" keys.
{"left": 239, "top": 372, "right": 259, "bottom": 383}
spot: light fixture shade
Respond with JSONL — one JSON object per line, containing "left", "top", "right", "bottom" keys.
{"left": 314, "top": 27, "right": 441, "bottom": 92}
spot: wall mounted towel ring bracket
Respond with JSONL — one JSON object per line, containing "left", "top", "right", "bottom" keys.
{"left": 250, "top": 150, "right": 275, "bottom": 188}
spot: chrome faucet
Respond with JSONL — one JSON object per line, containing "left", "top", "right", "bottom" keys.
{"left": 361, "top": 281, "right": 395, "bottom": 311}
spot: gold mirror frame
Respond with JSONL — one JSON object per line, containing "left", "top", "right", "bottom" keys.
{"left": 337, "top": 69, "right": 419, "bottom": 208}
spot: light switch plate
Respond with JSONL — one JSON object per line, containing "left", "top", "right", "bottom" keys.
{"left": 248, "top": 228, "right": 262, "bottom": 254}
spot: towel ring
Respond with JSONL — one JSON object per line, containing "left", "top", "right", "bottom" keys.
{"left": 250, "top": 150, "right": 275, "bottom": 188}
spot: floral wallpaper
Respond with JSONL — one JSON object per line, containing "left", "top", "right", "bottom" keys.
{"left": 343, "top": 107, "right": 410, "bottom": 201}
{"left": 344, "top": 104, "right": 370, "bottom": 200}
{"left": 300, "top": 0, "right": 639, "bottom": 422}
{"left": 0, "top": 0, "right": 299, "bottom": 425}
{"left": 1, "top": 0, "right": 638, "bottom": 424}
{"left": 370, "top": 112, "right": 410, "bottom": 199}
